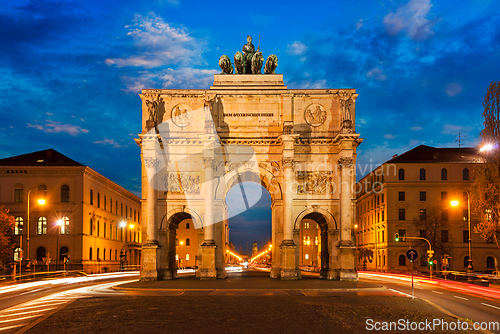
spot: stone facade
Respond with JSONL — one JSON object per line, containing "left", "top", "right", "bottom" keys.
{"left": 137, "top": 74, "right": 362, "bottom": 281}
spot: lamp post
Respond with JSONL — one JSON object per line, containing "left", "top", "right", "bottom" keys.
{"left": 451, "top": 189, "right": 473, "bottom": 281}
{"left": 24, "top": 187, "right": 46, "bottom": 270}
{"left": 56, "top": 220, "right": 63, "bottom": 271}
{"left": 119, "top": 220, "right": 134, "bottom": 271}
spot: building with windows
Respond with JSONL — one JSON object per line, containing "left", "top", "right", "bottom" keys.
{"left": 0, "top": 149, "right": 142, "bottom": 274}
{"left": 298, "top": 218, "right": 322, "bottom": 267}
{"left": 175, "top": 218, "right": 200, "bottom": 268}
{"left": 356, "top": 145, "right": 498, "bottom": 273}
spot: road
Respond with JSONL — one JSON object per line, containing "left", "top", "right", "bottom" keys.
{"left": 0, "top": 272, "right": 139, "bottom": 333}
{"left": 359, "top": 272, "right": 500, "bottom": 328}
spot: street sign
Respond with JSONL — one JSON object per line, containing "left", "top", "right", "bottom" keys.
{"left": 406, "top": 249, "right": 418, "bottom": 261}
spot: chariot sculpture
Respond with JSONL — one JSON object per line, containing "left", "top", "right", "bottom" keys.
{"left": 219, "top": 36, "right": 278, "bottom": 75}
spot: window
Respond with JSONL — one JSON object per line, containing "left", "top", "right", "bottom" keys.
{"left": 463, "top": 230, "right": 469, "bottom": 243}
{"left": 37, "top": 247, "right": 46, "bottom": 261}
{"left": 61, "top": 216, "right": 69, "bottom": 234}
{"left": 399, "top": 255, "right": 406, "bottom": 266}
{"left": 115, "top": 250, "right": 117, "bottom": 261}
{"left": 14, "top": 248, "right": 21, "bottom": 261}
{"left": 464, "top": 256, "right": 469, "bottom": 268}
{"left": 463, "top": 168, "right": 469, "bottom": 180}
{"left": 376, "top": 196, "right": 379, "bottom": 206}
{"left": 420, "top": 230, "right": 427, "bottom": 239}
{"left": 441, "top": 230, "right": 449, "bottom": 242}
{"left": 398, "top": 169, "right": 405, "bottom": 181}
{"left": 116, "top": 202, "right": 118, "bottom": 214}
{"left": 381, "top": 210, "right": 385, "bottom": 221}
{"left": 315, "top": 236, "right": 318, "bottom": 245}
{"left": 121, "top": 204, "right": 123, "bottom": 216}
{"left": 186, "top": 222, "right": 190, "bottom": 229}
{"left": 186, "top": 238, "right": 190, "bottom": 246}
{"left": 110, "top": 224, "right": 113, "bottom": 239}
{"left": 104, "top": 196, "right": 107, "bottom": 210}
{"left": 305, "top": 254, "right": 309, "bottom": 260}
{"left": 398, "top": 191, "right": 405, "bottom": 201}
{"left": 419, "top": 168, "right": 426, "bottom": 180}
{"left": 381, "top": 231, "right": 385, "bottom": 242}
{"left": 304, "top": 221, "right": 310, "bottom": 229}
{"left": 441, "top": 191, "right": 448, "bottom": 201}
{"left": 103, "top": 248, "right": 106, "bottom": 260}
{"left": 90, "top": 189, "right": 93, "bottom": 205}
{"left": 97, "top": 248, "right": 100, "bottom": 261}
{"left": 14, "top": 187, "right": 23, "bottom": 203}
{"left": 186, "top": 254, "right": 190, "bottom": 261}
{"left": 110, "top": 198, "right": 113, "bottom": 213}
{"left": 60, "top": 246, "right": 69, "bottom": 261}
{"left": 441, "top": 168, "right": 447, "bottom": 180}
{"left": 89, "top": 247, "right": 93, "bottom": 260}
{"left": 381, "top": 194, "right": 384, "bottom": 203}
{"left": 441, "top": 209, "right": 448, "bottom": 221}
{"left": 487, "top": 256, "right": 495, "bottom": 268}
{"left": 130, "top": 208, "right": 132, "bottom": 217}
{"left": 126, "top": 206, "right": 128, "bottom": 217}
{"left": 104, "top": 223, "right": 107, "bottom": 238}
{"left": 97, "top": 192, "right": 100, "bottom": 208}
{"left": 97, "top": 221, "right": 100, "bottom": 237}
{"left": 398, "top": 229, "right": 406, "bottom": 242}
{"left": 398, "top": 208, "right": 405, "bottom": 220}
{"left": 419, "top": 209, "right": 427, "bottom": 221}
{"left": 134, "top": 209, "right": 137, "bottom": 221}
{"left": 15, "top": 217, "right": 23, "bottom": 235}
{"left": 90, "top": 219, "right": 93, "bottom": 235}
{"left": 61, "top": 185, "right": 69, "bottom": 202}
{"left": 37, "top": 217, "right": 47, "bottom": 234}
{"left": 420, "top": 191, "right": 426, "bottom": 201}
{"left": 109, "top": 249, "right": 112, "bottom": 260}
{"left": 462, "top": 209, "right": 468, "bottom": 221}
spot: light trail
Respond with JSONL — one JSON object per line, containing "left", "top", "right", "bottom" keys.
{"left": 250, "top": 245, "right": 272, "bottom": 263}
{"left": 226, "top": 250, "right": 243, "bottom": 262}
{"left": 0, "top": 271, "right": 139, "bottom": 295}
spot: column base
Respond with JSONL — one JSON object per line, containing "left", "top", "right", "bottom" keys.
{"left": 270, "top": 267, "right": 281, "bottom": 279}
{"left": 339, "top": 269, "right": 358, "bottom": 281}
{"left": 199, "top": 242, "right": 217, "bottom": 280}
{"left": 140, "top": 242, "right": 159, "bottom": 281}
{"left": 280, "top": 240, "right": 301, "bottom": 280}
{"left": 338, "top": 241, "right": 357, "bottom": 281}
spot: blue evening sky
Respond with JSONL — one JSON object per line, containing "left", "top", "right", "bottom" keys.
{"left": 1, "top": 0, "right": 499, "bottom": 248}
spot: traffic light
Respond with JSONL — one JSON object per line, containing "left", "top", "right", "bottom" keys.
{"left": 395, "top": 233, "right": 399, "bottom": 242}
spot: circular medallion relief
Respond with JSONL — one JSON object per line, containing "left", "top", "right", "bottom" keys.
{"left": 171, "top": 104, "right": 193, "bottom": 127}
{"left": 304, "top": 104, "right": 326, "bottom": 127}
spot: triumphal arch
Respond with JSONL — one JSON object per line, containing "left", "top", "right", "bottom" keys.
{"left": 136, "top": 37, "right": 362, "bottom": 281}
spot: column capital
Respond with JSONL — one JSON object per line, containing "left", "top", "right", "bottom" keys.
{"left": 203, "top": 156, "right": 217, "bottom": 169}
{"left": 338, "top": 156, "right": 354, "bottom": 169}
{"left": 282, "top": 157, "right": 295, "bottom": 170}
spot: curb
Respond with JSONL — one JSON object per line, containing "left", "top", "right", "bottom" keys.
{"left": 421, "top": 298, "right": 494, "bottom": 334}
{"left": 111, "top": 285, "right": 388, "bottom": 292}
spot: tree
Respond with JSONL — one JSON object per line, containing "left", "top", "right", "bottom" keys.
{"left": 471, "top": 81, "right": 500, "bottom": 249}
{"left": 0, "top": 206, "right": 15, "bottom": 272}
{"left": 413, "top": 206, "right": 452, "bottom": 267}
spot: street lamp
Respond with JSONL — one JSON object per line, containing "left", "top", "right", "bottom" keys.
{"left": 56, "top": 219, "right": 63, "bottom": 271}
{"left": 24, "top": 186, "right": 46, "bottom": 268}
{"left": 119, "top": 220, "right": 135, "bottom": 271}
{"left": 451, "top": 189, "right": 473, "bottom": 281}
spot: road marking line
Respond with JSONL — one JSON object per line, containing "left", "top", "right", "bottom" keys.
{"left": 389, "top": 289, "right": 413, "bottom": 298}
{"left": 481, "top": 303, "right": 500, "bottom": 310}
{"left": 432, "top": 291, "right": 443, "bottom": 294}
{"left": 0, "top": 323, "right": 27, "bottom": 331}
{"left": 0, "top": 308, "right": 56, "bottom": 318}
{"left": 4, "top": 301, "right": 68, "bottom": 312}
{"left": 453, "top": 296, "right": 468, "bottom": 301}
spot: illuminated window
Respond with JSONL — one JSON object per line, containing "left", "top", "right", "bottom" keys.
{"left": 186, "top": 254, "right": 190, "bottom": 261}
{"left": 14, "top": 248, "right": 21, "bottom": 261}
{"left": 304, "top": 222, "right": 310, "bottom": 229}
{"left": 315, "top": 236, "right": 318, "bottom": 245}
{"left": 305, "top": 254, "right": 309, "bottom": 260}
{"left": 61, "top": 216, "right": 69, "bottom": 234}
{"left": 176, "top": 254, "right": 179, "bottom": 261}
{"left": 37, "top": 217, "right": 47, "bottom": 234}
{"left": 15, "top": 217, "right": 23, "bottom": 235}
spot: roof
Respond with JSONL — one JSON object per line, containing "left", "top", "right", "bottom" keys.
{"left": 0, "top": 149, "right": 84, "bottom": 167}
{"left": 386, "top": 145, "right": 480, "bottom": 163}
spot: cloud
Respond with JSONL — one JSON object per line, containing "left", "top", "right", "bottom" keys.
{"left": 441, "top": 123, "right": 468, "bottom": 135}
{"left": 384, "top": 134, "right": 396, "bottom": 139}
{"left": 356, "top": 20, "right": 363, "bottom": 30}
{"left": 27, "top": 121, "right": 88, "bottom": 136}
{"left": 366, "top": 67, "right": 387, "bottom": 81}
{"left": 93, "top": 138, "right": 122, "bottom": 148}
{"left": 287, "top": 41, "right": 307, "bottom": 56}
{"left": 105, "top": 14, "right": 207, "bottom": 69}
{"left": 383, "top": 0, "right": 435, "bottom": 41}
{"left": 444, "top": 82, "right": 462, "bottom": 97}
{"left": 410, "top": 126, "right": 423, "bottom": 131}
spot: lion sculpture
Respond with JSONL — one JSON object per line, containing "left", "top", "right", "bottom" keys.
{"left": 218, "top": 55, "right": 233, "bottom": 74}
{"left": 264, "top": 54, "right": 278, "bottom": 74}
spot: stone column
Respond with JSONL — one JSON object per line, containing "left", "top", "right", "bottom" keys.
{"left": 337, "top": 156, "right": 358, "bottom": 281}
{"left": 140, "top": 132, "right": 160, "bottom": 281}
{"left": 279, "top": 129, "right": 300, "bottom": 280}
{"left": 199, "top": 156, "right": 217, "bottom": 279}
